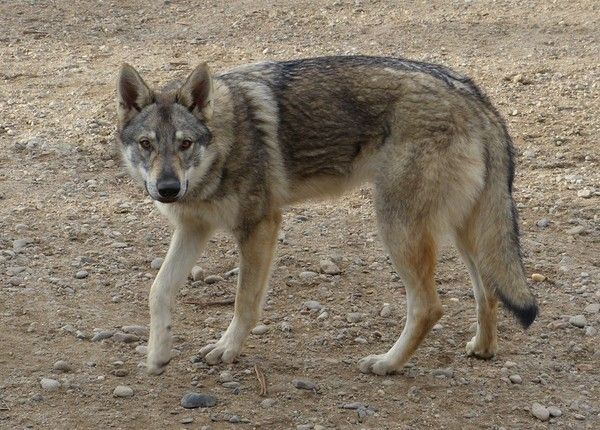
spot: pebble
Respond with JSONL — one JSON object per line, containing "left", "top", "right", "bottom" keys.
{"left": 251, "top": 324, "right": 269, "bottom": 335}
{"left": 222, "top": 381, "right": 241, "bottom": 389}
{"left": 122, "top": 325, "right": 149, "bottom": 337}
{"left": 319, "top": 260, "right": 341, "bottom": 275}
{"left": 204, "top": 275, "right": 223, "bottom": 284}
{"left": 40, "top": 378, "right": 60, "bottom": 391}
{"left": 280, "top": 322, "right": 292, "bottom": 332}
{"left": 569, "top": 315, "right": 586, "bottom": 328}
{"left": 135, "top": 345, "right": 148, "bottom": 355}
{"left": 13, "top": 238, "right": 33, "bottom": 251}
{"left": 342, "top": 402, "right": 367, "bottom": 409}
{"left": 74, "top": 270, "right": 89, "bottom": 279}
{"left": 261, "top": 398, "right": 276, "bottom": 408}
{"left": 531, "top": 273, "right": 546, "bottom": 282}
{"left": 346, "top": 312, "right": 363, "bottom": 323}
{"left": 566, "top": 226, "right": 585, "bottom": 235}
{"left": 219, "top": 371, "right": 233, "bottom": 383}
{"left": 379, "top": 303, "right": 392, "bottom": 317}
{"left": 150, "top": 258, "right": 163, "bottom": 270}
{"left": 432, "top": 323, "right": 443, "bottom": 330}
{"left": 224, "top": 267, "right": 239, "bottom": 278}
{"left": 53, "top": 360, "right": 72, "bottom": 373}
{"left": 584, "top": 303, "right": 600, "bottom": 314}
{"left": 292, "top": 378, "right": 317, "bottom": 391}
{"left": 181, "top": 417, "right": 194, "bottom": 424}
{"left": 113, "top": 385, "right": 134, "bottom": 398}
{"left": 531, "top": 403, "right": 550, "bottom": 421}
{"left": 180, "top": 392, "right": 217, "bottom": 409}
{"left": 191, "top": 266, "right": 204, "bottom": 281}
{"left": 432, "top": 368, "right": 454, "bottom": 378}
{"left": 548, "top": 406, "right": 562, "bottom": 417}
{"left": 297, "top": 425, "right": 312, "bottom": 430}
{"left": 91, "top": 330, "right": 114, "bottom": 342}
{"left": 299, "top": 271, "right": 318, "bottom": 281}
{"left": 303, "top": 300, "right": 322, "bottom": 311}
{"left": 577, "top": 189, "right": 592, "bottom": 198}
{"left": 536, "top": 218, "right": 550, "bottom": 228}
{"left": 585, "top": 326, "right": 597, "bottom": 336}
{"left": 112, "top": 332, "right": 140, "bottom": 343}
{"left": 509, "top": 374, "right": 522, "bottom": 384}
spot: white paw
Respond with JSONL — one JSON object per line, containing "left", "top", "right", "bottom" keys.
{"left": 146, "top": 346, "right": 172, "bottom": 375}
{"left": 199, "top": 340, "right": 241, "bottom": 365}
{"left": 358, "top": 354, "right": 398, "bottom": 376}
{"left": 465, "top": 336, "right": 495, "bottom": 359}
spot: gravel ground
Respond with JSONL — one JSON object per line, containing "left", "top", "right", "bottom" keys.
{"left": 0, "top": 1, "right": 598, "bottom": 429}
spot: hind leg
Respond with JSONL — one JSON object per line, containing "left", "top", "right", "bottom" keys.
{"left": 359, "top": 216, "right": 443, "bottom": 375}
{"left": 455, "top": 227, "right": 497, "bottom": 359}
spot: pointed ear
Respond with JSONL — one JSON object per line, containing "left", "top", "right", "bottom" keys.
{"left": 117, "top": 63, "right": 154, "bottom": 128}
{"left": 177, "top": 63, "right": 213, "bottom": 120}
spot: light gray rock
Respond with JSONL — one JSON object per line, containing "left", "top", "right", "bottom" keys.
{"left": 150, "top": 258, "right": 163, "bottom": 270}
{"left": 122, "top": 325, "right": 149, "bottom": 337}
{"left": 135, "top": 345, "right": 148, "bottom": 355}
{"left": 548, "top": 406, "right": 562, "bottom": 417}
{"left": 91, "top": 330, "right": 114, "bottom": 342}
{"left": 569, "top": 315, "right": 587, "bottom": 328}
{"left": 299, "top": 271, "right": 318, "bottom": 282}
{"left": 113, "top": 385, "right": 134, "bottom": 398}
{"left": 536, "top": 218, "right": 550, "bottom": 228}
{"left": 379, "top": 303, "right": 392, "bottom": 317}
{"left": 432, "top": 368, "right": 454, "bottom": 378}
{"left": 584, "top": 303, "right": 600, "bottom": 314}
{"left": 112, "top": 332, "right": 139, "bottom": 343}
{"left": 531, "top": 403, "right": 550, "bottom": 421}
{"left": 303, "top": 300, "right": 322, "bottom": 311}
{"left": 40, "top": 378, "right": 60, "bottom": 391}
{"left": 346, "top": 312, "right": 363, "bottom": 323}
{"left": 509, "top": 374, "right": 522, "bottom": 384}
{"left": 191, "top": 266, "right": 204, "bottom": 281}
{"left": 75, "top": 270, "right": 89, "bottom": 279}
{"left": 261, "top": 398, "right": 276, "bottom": 408}
{"left": 53, "top": 360, "right": 72, "bottom": 373}
{"left": 292, "top": 378, "right": 317, "bottom": 391}
{"left": 204, "top": 275, "right": 223, "bottom": 284}
{"left": 251, "top": 324, "right": 269, "bottom": 335}
{"left": 219, "top": 371, "right": 233, "bottom": 383}
{"left": 320, "top": 260, "right": 341, "bottom": 275}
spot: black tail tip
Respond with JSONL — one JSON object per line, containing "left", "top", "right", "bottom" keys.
{"left": 504, "top": 300, "right": 538, "bottom": 329}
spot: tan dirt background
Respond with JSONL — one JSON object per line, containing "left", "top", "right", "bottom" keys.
{"left": 0, "top": 0, "right": 598, "bottom": 429}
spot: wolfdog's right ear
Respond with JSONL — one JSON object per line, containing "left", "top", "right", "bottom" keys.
{"left": 117, "top": 64, "right": 154, "bottom": 128}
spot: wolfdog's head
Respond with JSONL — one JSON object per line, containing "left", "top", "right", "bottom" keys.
{"left": 116, "top": 64, "right": 215, "bottom": 203}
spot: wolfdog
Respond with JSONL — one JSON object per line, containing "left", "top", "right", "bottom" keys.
{"left": 116, "top": 56, "right": 537, "bottom": 376}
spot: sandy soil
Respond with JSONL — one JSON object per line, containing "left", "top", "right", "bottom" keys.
{"left": 0, "top": 1, "right": 598, "bottom": 429}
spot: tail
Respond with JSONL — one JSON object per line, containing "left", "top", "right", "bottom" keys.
{"left": 471, "top": 132, "right": 538, "bottom": 328}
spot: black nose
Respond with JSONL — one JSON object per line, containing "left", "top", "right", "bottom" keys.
{"left": 157, "top": 178, "right": 181, "bottom": 199}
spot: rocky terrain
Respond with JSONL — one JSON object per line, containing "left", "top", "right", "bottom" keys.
{"left": 0, "top": 0, "right": 598, "bottom": 429}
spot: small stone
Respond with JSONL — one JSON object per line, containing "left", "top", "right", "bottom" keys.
{"left": 53, "top": 360, "right": 72, "bottom": 373}
{"left": 229, "top": 416, "right": 241, "bottom": 424}
{"left": 531, "top": 403, "right": 550, "bottom": 421}
{"left": 577, "top": 189, "right": 592, "bottom": 198}
{"left": 547, "top": 406, "right": 562, "bottom": 417}
{"left": 112, "top": 332, "right": 140, "bottom": 343}
{"left": 432, "top": 368, "right": 454, "bottom": 378}
{"left": 112, "top": 369, "right": 129, "bottom": 377}
{"left": 261, "top": 398, "right": 276, "bottom": 408}
{"left": 299, "top": 271, "right": 318, "bottom": 282}
{"left": 297, "top": 425, "right": 312, "bottom": 430}
{"left": 191, "top": 266, "right": 204, "bottom": 281}
{"left": 346, "top": 312, "right": 362, "bottom": 323}
{"left": 219, "top": 371, "right": 233, "bottom": 383}
{"left": 504, "top": 361, "right": 517, "bottom": 368}
{"left": 251, "top": 324, "right": 269, "bottom": 335}
{"left": 280, "top": 322, "right": 292, "bottom": 332}
{"left": 379, "top": 303, "right": 392, "bottom": 317}
{"left": 222, "top": 381, "right": 240, "bottom": 389}
{"left": 204, "top": 275, "right": 223, "bottom": 284}
{"left": 122, "top": 325, "right": 149, "bottom": 337}
{"left": 91, "top": 330, "right": 114, "bottom": 342}
{"left": 224, "top": 268, "right": 239, "bottom": 278}
{"left": 135, "top": 345, "right": 148, "bottom": 355}
{"left": 303, "top": 300, "right": 322, "bottom": 311}
{"left": 13, "top": 238, "right": 33, "bottom": 251}
{"left": 585, "top": 326, "right": 597, "bottom": 336}
{"left": 342, "top": 402, "right": 366, "bottom": 410}
{"left": 40, "top": 378, "right": 60, "bottom": 391}
{"left": 566, "top": 226, "right": 585, "bottom": 235}
{"left": 569, "top": 315, "right": 586, "bottom": 328}
{"left": 181, "top": 417, "right": 194, "bottom": 424}
{"left": 531, "top": 273, "right": 546, "bottom": 282}
{"left": 75, "top": 270, "right": 89, "bottom": 279}
{"left": 180, "top": 392, "right": 217, "bottom": 409}
{"left": 113, "top": 385, "right": 134, "bottom": 398}
{"left": 31, "top": 393, "right": 43, "bottom": 402}
{"left": 536, "top": 218, "right": 550, "bottom": 228}
{"left": 150, "top": 258, "right": 163, "bottom": 270}
{"left": 584, "top": 303, "right": 600, "bottom": 314}
{"left": 292, "top": 378, "right": 317, "bottom": 391}
{"left": 320, "top": 260, "right": 341, "bottom": 275}
{"left": 432, "top": 323, "right": 443, "bottom": 330}
{"left": 509, "top": 374, "right": 522, "bottom": 384}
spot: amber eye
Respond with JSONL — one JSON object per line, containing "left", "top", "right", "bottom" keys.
{"left": 180, "top": 139, "right": 193, "bottom": 151}
{"left": 139, "top": 139, "right": 152, "bottom": 151}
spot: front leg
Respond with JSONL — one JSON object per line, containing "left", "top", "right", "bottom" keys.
{"left": 200, "top": 212, "right": 281, "bottom": 365}
{"left": 147, "top": 223, "right": 213, "bottom": 375}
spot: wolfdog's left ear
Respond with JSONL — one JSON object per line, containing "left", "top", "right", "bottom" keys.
{"left": 117, "top": 64, "right": 154, "bottom": 128}
{"left": 177, "top": 63, "right": 213, "bottom": 120}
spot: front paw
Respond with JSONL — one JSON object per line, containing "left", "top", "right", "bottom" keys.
{"left": 465, "top": 336, "right": 496, "bottom": 359}
{"left": 358, "top": 353, "right": 398, "bottom": 376}
{"left": 146, "top": 335, "right": 173, "bottom": 375}
{"left": 199, "top": 340, "right": 241, "bottom": 365}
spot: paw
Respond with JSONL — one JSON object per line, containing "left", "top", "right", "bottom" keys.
{"left": 358, "top": 354, "right": 398, "bottom": 376}
{"left": 199, "top": 340, "right": 241, "bottom": 365}
{"left": 146, "top": 351, "right": 172, "bottom": 375}
{"left": 465, "top": 336, "right": 496, "bottom": 359}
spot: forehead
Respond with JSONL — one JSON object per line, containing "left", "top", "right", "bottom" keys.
{"left": 123, "top": 103, "right": 206, "bottom": 138}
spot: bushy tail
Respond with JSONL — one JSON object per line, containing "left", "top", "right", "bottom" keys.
{"left": 473, "top": 185, "right": 538, "bottom": 327}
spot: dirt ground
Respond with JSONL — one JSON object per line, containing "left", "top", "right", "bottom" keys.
{"left": 0, "top": 0, "right": 598, "bottom": 429}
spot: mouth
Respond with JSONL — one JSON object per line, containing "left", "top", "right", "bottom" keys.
{"left": 155, "top": 196, "right": 180, "bottom": 204}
